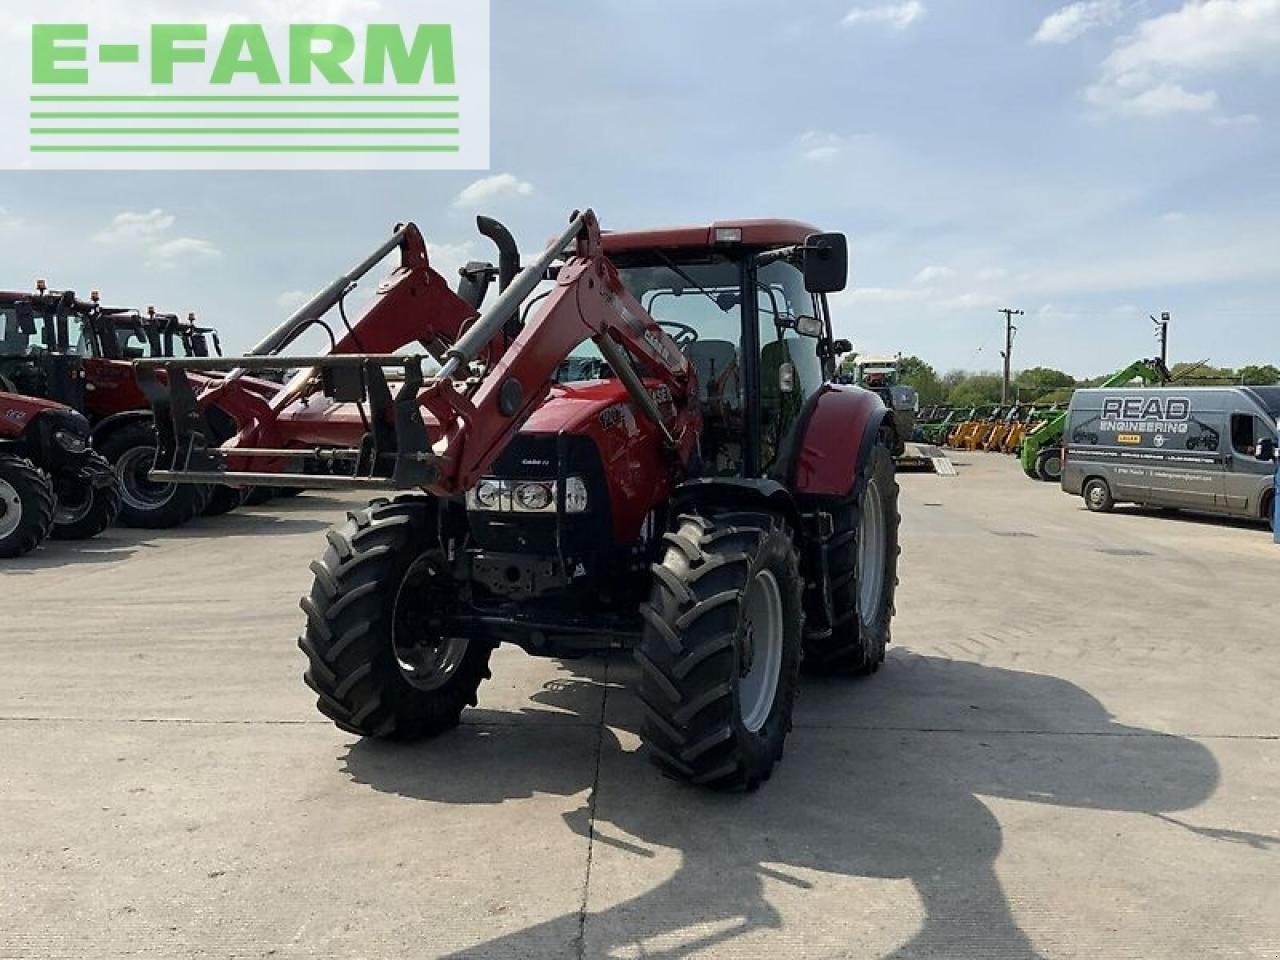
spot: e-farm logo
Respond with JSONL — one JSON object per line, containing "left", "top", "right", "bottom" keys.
{"left": 4, "top": 1, "right": 489, "bottom": 170}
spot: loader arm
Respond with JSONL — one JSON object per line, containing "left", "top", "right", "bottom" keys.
{"left": 139, "top": 209, "right": 700, "bottom": 498}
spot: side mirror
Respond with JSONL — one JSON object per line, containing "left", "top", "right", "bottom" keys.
{"left": 802, "top": 233, "right": 849, "bottom": 294}
{"left": 1256, "top": 437, "right": 1277, "bottom": 462}
{"left": 794, "top": 315, "right": 822, "bottom": 338}
{"left": 832, "top": 338, "right": 853, "bottom": 355}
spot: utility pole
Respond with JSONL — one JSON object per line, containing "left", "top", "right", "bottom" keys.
{"left": 999, "top": 308, "right": 1023, "bottom": 405}
{"left": 1151, "top": 311, "right": 1170, "bottom": 367}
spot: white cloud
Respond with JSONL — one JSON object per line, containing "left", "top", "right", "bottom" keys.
{"left": 0, "top": 206, "right": 22, "bottom": 230}
{"left": 798, "top": 130, "right": 845, "bottom": 162}
{"left": 1087, "top": 0, "right": 1280, "bottom": 118}
{"left": 92, "top": 209, "right": 175, "bottom": 245}
{"left": 843, "top": 1, "right": 926, "bottom": 31}
{"left": 426, "top": 240, "right": 477, "bottom": 285}
{"left": 977, "top": 266, "right": 1009, "bottom": 282}
{"left": 146, "top": 237, "right": 222, "bottom": 269}
{"left": 1033, "top": 0, "right": 1121, "bottom": 45}
{"left": 91, "top": 208, "right": 220, "bottom": 270}
{"left": 276, "top": 290, "right": 310, "bottom": 312}
{"left": 913, "top": 265, "right": 956, "bottom": 285}
{"left": 453, "top": 173, "right": 534, "bottom": 209}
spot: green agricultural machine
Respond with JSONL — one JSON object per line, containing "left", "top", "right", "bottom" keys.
{"left": 1021, "top": 357, "right": 1171, "bottom": 482}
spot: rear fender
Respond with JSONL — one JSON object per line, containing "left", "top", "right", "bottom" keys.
{"left": 784, "top": 384, "right": 893, "bottom": 500}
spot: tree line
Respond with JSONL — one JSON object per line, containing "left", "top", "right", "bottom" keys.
{"left": 839, "top": 356, "right": 1280, "bottom": 407}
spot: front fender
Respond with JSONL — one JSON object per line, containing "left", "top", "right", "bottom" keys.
{"left": 786, "top": 384, "right": 893, "bottom": 499}
{"left": 671, "top": 477, "right": 801, "bottom": 533}
{"left": 90, "top": 409, "right": 154, "bottom": 445}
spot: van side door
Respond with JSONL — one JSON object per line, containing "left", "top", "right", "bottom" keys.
{"left": 1224, "top": 410, "right": 1276, "bottom": 515}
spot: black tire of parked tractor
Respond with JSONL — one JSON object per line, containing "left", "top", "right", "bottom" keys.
{"left": 97, "top": 422, "right": 211, "bottom": 529}
{"left": 1034, "top": 447, "right": 1063, "bottom": 483}
{"left": 202, "top": 484, "right": 250, "bottom": 517}
{"left": 245, "top": 486, "right": 275, "bottom": 506}
{"left": 299, "top": 497, "right": 495, "bottom": 741}
{"left": 50, "top": 453, "right": 121, "bottom": 541}
{"left": 802, "top": 442, "right": 901, "bottom": 676}
{"left": 1083, "top": 477, "right": 1115, "bottom": 513}
{"left": 0, "top": 454, "right": 55, "bottom": 558}
{"left": 636, "top": 509, "right": 804, "bottom": 790}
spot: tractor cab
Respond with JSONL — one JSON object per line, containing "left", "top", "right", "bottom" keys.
{"left": 575, "top": 220, "right": 849, "bottom": 477}
{"left": 0, "top": 289, "right": 97, "bottom": 411}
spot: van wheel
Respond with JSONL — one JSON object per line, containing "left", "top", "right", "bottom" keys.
{"left": 1083, "top": 478, "right": 1114, "bottom": 513}
{"left": 1264, "top": 492, "right": 1275, "bottom": 533}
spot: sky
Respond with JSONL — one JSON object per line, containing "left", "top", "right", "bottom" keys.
{"left": 0, "top": 0, "right": 1277, "bottom": 378}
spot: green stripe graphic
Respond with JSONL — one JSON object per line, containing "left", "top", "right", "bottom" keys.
{"left": 31, "top": 144, "right": 462, "bottom": 153}
{"left": 31, "top": 111, "right": 459, "bottom": 119}
{"left": 31, "top": 95, "right": 458, "bottom": 102}
{"left": 32, "top": 128, "right": 460, "bottom": 136}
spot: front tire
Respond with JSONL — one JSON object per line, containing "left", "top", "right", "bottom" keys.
{"left": 51, "top": 453, "right": 122, "bottom": 541}
{"left": 0, "top": 454, "right": 55, "bottom": 558}
{"left": 1034, "top": 447, "right": 1063, "bottom": 483}
{"left": 803, "top": 443, "right": 901, "bottom": 676}
{"left": 98, "top": 422, "right": 211, "bottom": 529}
{"left": 299, "top": 497, "right": 494, "bottom": 740}
{"left": 1084, "top": 477, "right": 1114, "bottom": 513}
{"left": 637, "top": 510, "right": 803, "bottom": 790}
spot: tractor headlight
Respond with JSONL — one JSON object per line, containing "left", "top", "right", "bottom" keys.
{"left": 563, "top": 476, "right": 589, "bottom": 513}
{"left": 513, "top": 481, "right": 554, "bottom": 512}
{"left": 470, "top": 478, "right": 506, "bottom": 511}
{"left": 466, "top": 476, "right": 590, "bottom": 514}
{"left": 53, "top": 429, "right": 88, "bottom": 454}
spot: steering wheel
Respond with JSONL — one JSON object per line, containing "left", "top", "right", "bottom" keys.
{"left": 657, "top": 320, "right": 699, "bottom": 348}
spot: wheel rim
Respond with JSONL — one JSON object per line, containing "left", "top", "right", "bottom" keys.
{"left": 115, "top": 448, "right": 175, "bottom": 511}
{"left": 0, "top": 479, "right": 22, "bottom": 540}
{"left": 392, "top": 553, "right": 470, "bottom": 692}
{"left": 54, "top": 484, "right": 93, "bottom": 527}
{"left": 1088, "top": 483, "right": 1106, "bottom": 509}
{"left": 1044, "top": 455, "right": 1063, "bottom": 481}
{"left": 857, "top": 477, "right": 888, "bottom": 619}
{"left": 738, "top": 568, "right": 784, "bottom": 733}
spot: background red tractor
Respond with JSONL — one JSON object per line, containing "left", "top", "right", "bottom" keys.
{"left": 140, "top": 210, "right": 901, "bottom": 790}
{"left": 0, "top": 288, "right": 274, "bottom": 527}
{"left": 0, "top": 390, "right": 120, "bottom": 558}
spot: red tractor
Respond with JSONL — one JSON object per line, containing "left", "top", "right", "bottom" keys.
{"left": 0, "top": 389, "right": 120, "bottom": 558}
{"left": 140, "top": 211, "right": 900, "bottom": 790}
{"left": 0, "top": 288, "right": 273, "bottom": 526}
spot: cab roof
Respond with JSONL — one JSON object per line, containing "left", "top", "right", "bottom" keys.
{"left": 601, "top": 219, "right": 821, "bottom": 255}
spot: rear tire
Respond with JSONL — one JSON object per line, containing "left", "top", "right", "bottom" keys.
{"left": 50, "top": 453, "right": 122, "bottom": 541}
{"left": 202, "top": 485, "right": 249, "bottom": 517}
{"left": 245, "top": 487, "right": 275, "bottom": 506}
{"left": 98, "top": 422, "right": 211, "bottom": 529}
{"left": 0, "top": 454, "right": 54, "bottom": 558}
{"left": 1084, "top": 477, "right": 1114, "bottom": 513}
{"left": 299, "top": 497, "right": 494, "bottom": 740}
{"left": 636, "top": 510, "right": 803, "bottom": 790}
{"left": 1263, "top": 491, "right": 1275, "bottom": 533}
{"left": 803, "top": 443, "right": 900, "bottom": 676}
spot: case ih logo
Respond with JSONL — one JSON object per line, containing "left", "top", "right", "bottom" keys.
{"left": 1101, "top": 396, "right": 1191, "bottom": 436}
{"left": 2, "top": 1, "right": 489, "bottom": 171}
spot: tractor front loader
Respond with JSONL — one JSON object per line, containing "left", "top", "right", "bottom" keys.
{"left": 139, "top": 210, "right": 901, "bottom": 791}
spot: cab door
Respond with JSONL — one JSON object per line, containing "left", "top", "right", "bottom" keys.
{"left": 1224, "top": 410, "right": 1276, "bottom": 515}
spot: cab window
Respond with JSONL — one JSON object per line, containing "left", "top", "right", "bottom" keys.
{"left": 1231, "top": 414, "right": 1271, "bottom": 456}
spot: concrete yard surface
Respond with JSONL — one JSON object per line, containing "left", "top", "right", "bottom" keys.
{"left": 2, "top": 453, "right": 1278, "bottom": 958}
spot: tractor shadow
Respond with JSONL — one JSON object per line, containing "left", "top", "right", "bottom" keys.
{"left": 342, "top": 654, "right": 1252, "bottom": 959}
{"left": 0, "top": 534, "right": 148, "bottom": 572}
